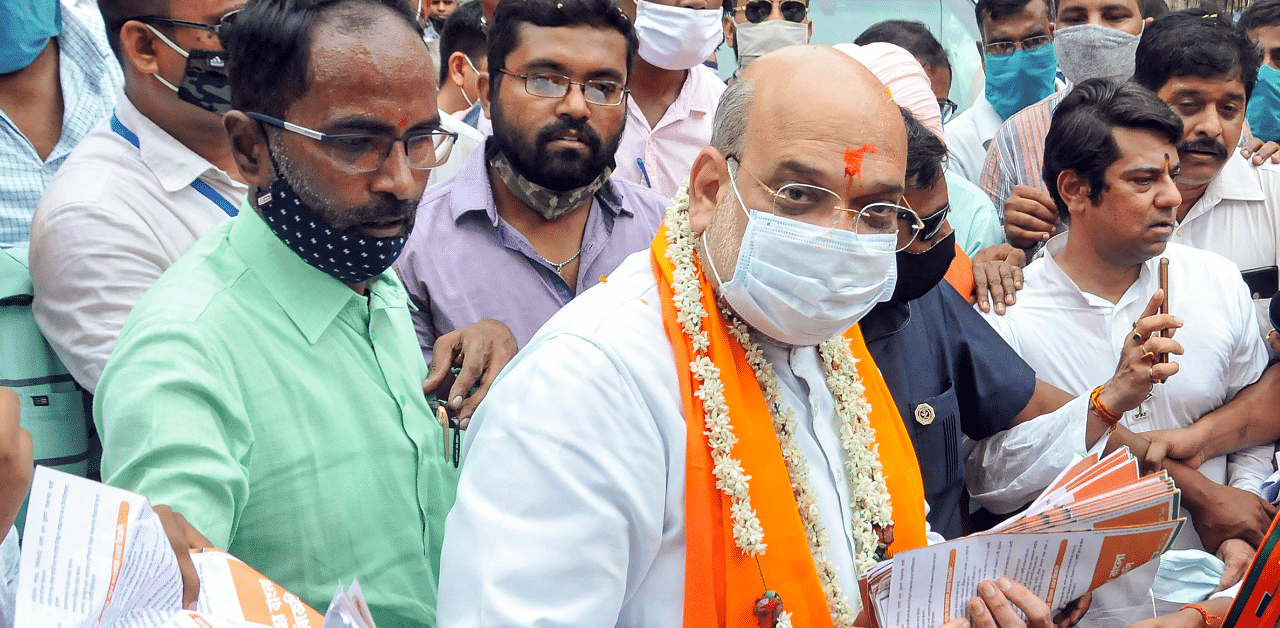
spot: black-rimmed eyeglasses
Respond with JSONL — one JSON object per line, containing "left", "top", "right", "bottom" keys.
{"left": 497, "top": 69, "right": 628, "bottom": 106}
{"left": 132, "top": 9, "right": 241, "bottom": 46}
{"left": 246, "top": 112, "right": 458, "bottom": 174}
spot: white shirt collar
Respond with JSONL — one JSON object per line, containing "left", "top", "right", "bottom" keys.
{"left": 113, "top": 92, "right": 239, "bottom": 194}
{"left": 1180, "top": 150, "right": 1267, "bottom": 226}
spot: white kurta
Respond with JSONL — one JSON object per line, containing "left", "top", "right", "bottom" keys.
{"left": 975, "top": 238, "right": 1272, "bottom": 625}
{"left": 437, "top": 252, "right": 940, "bottom": 627}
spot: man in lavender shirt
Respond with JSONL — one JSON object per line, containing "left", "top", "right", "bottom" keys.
{"left": 395, "top": 0, "right": 669, "bottom": 362}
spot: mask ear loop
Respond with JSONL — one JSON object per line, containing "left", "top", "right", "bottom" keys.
{"left": 143, "top": 23, "right": 189, "bottom": 93}
{"left": 461, "top": 55, "right": 482, "bottom": 108}
{"left": 701, "top": 157, "right": 753, "bottom": 287}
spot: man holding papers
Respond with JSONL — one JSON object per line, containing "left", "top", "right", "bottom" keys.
{"left": 978, "top": 79, "right": 1274, "bottom": 626}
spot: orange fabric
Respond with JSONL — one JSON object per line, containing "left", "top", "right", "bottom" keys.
{"left": 944, "top": 243, "right": 974, "bottom": 298}
{"left": 649, "top": 225, "right": 927, "bottom": 628}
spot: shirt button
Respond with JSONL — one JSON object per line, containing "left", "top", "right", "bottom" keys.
{"left": 1176, "top": 228, "right": 1184, "bottom": 236}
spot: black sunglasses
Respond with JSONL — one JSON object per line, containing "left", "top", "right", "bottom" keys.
{"left": 735, "top": 0, "right": 808, "bottom": 24}
{"left": 133, "top": 9, "right": 241, "bottom": 46}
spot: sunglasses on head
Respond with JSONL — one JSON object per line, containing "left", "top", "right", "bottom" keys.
{"left": 735, "top": 0, "right": 808, "bottom": 24}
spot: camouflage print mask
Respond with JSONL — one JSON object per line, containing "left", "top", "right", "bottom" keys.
{"left": 145, "top": 24, "right": 232, "bottom": 116}
{"left": 487, "top": 142, "right": 611, "bottom": 221}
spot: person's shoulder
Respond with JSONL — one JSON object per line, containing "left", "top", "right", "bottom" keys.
{"left": 124, "top": 221, "right": 246, "bottom": 327}
{"left": 34, "top": 122, "right": 133, "bottom": 212}
{"left": 1162, "top": 241, "right": 1240, "bottom": 278}
{"left": 524, "top": 251, "right": 666, "bottom": 356}
{"left": 612, "top": 177, "right": 671, "bottom": 219}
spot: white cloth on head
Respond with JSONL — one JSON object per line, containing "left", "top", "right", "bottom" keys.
{"left": 29, "top": 93, "right": 245, "bottom": 392}
{"left": 436, "top": 251, "right": 941, "bottom": 627}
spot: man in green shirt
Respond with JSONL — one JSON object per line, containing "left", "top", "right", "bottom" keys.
{"left": 93, "top": 0, "right": 516, "bottom": 625}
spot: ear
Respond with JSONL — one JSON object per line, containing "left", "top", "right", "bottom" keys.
{"left": 1057, "top": 169, "right": 1091, "bottom": 216}
{"left": 120, "top": 20, "right": 161, "bottom": 76}
{"left": 688, "top": 147, "right": 729, "bottom": 235}
{"left": 723, "top": 16, "right": 735, "bottom": 49}
{"left": 447, "top": 51, "right": 468, "bottom": 88}
{"left": 976, "top": 40, "right": 985, "bottom": 71}
{"left": 806, "top": 21, "right": 813, "bottom": 41}
{"left": 479, "top": 72, "right": 492, "bottom": 118}
{"left": 224, "top": 111, "right": 274, "bottom": 192}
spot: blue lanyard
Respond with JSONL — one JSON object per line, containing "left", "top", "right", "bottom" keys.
{"left": 109, "top": 113, "right": 239, "bottom": 217}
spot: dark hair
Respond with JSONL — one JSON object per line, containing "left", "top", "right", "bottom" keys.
{"left": 487, "top": 0, "right": 638, "bottom": 92}
{"left": 1240, "top": 0, "right": 1280, "bottom": 33}
{"left": 902, "top": 106, "right": 947, "bottom": 190}
{"left": 1133, "top": 9, "right": 1260, "bottom": 101}
{"left": 1137, "top": 0, "right": 1168, "bottom": 19}
{"left": 439, "top": 0, "right": 486, "bottom": 85}
{"left": 975, "top": 0, "right": 1055, "bottom": 34}
{"left": 1042, "top": 78, "right": 1182, "bottom": 221}
{"left": 98, "top": 0, "right": 168, "bottom": 59}
{"left": 855, "top": 20, "right": 950, "bottom": 73}
{"left": 226, "top": 0, "right": 421, "bottom": 119}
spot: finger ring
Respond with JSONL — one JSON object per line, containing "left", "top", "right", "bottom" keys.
{"left": 1148, "top": 366, "right": 1158, "bottom": 383}
{"left": 1143, "top": 347, "right": 1155, "bottom": 361}
{"left": 1132, "top": 331, "right": 1143, "bottom": 343}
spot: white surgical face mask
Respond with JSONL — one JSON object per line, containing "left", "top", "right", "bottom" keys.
{"left": 1053, "top": 23, "right": 1142, "bottom": 84}
{"left": 732, "top": 18, "right": 809, "bottom": 75}
{"left": 702, "top": 164, "right": 898, "bottom": 346}
{"left": 634, "top": 1, "right": 724, "bottom": 71}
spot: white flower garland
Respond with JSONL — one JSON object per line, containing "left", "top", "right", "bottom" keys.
{"left": 662, "top": 183, "right": 893, "bottom": 628}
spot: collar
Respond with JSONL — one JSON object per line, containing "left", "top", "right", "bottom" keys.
{"left": 861, "top": 299, "right": 912, "bottom": 343}
{"left": 625, "top": 65, "right": 719, "bottom": 131}
{"left": 228, "top": 198, "right": 406, "bottom": 344}
{"left": 1180, "top": 150, "right": 1267, "bottom": 226}
{"left": 114, "top": 93, "right": 243, "bottom": 195}
{"left": 448, "top": 138, "right": 630, "bottom": 226}
{"left": 1040, "top": 231, "right": 1161, "bottom": 309}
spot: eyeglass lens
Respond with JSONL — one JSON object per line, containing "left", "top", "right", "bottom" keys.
{"left": 743, "top": 0, "right": 807, "bottom": 23}
{"left": 523, "top": 73, "right": 625, "bottom": 105}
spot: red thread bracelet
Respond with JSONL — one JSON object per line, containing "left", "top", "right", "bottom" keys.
{"left": 1089, "top": 385, "right": 1122, "bottom": 425}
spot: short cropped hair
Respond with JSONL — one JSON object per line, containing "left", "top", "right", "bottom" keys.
{"left": 975, "top": 0, "right": 1055, "bottom": 35}
{"left": 227, "top": 0, "right": 421, "bottom": 119}
{"left": 487, "top": 0, "right": 638, "bottom": 92}
{"left": 1138, "top": 0, "right": 1169, "bottom": 19}
{"left": 710, "top": 77, "right": 755, "bottom": 159}
{"left": 1042, "top": 78, "right": 1182, "bottom": 222}
{"left": 1240, "top": 0, "right": 1280, "bottom": 33}
{"left": 98, "top": 0, "right": 168, "bottom": 58}
{"left": 855, "top": 21, "right": 951, "bottom": 73}
{"left": 902, "top": 107, "right": 947, "bottom": 190}
{"left": 1133, "top": 9, "right": 1260, "bottom": 101}
{"left": 439, "top": 0, "right": 486, "bottom": 85}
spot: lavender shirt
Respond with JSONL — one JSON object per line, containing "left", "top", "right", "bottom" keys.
{"left": 394, "top": 144, "right": 670, "bottom": 363}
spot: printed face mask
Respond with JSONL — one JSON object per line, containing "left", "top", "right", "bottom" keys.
{"left": 634, "top": 1, "right": 724, "bottom": 71}
{"left": 1054, "top": 23, "right": 1140, "bottom": 84}
{"left": 984, "top": 43, "right": 1058, "bottom": 120}
{"left": 703, "top": 164, "right": 898, "bottom": 346}
{"left": 146, "top": 24, "right": 233, "bottom": 115}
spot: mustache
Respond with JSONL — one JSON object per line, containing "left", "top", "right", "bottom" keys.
{"left": 332, "top": 195, "right": 418, "bottom": 231}
{"left": 1177, "top": 138, "right": 1229, "bottom": 159}
{"left": 536, "top": 118, "right": 602, "bottom": 153}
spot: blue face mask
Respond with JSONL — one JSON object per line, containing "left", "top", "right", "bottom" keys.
{"left": 1247, "top": 65, "right": 1280, "bottom": 144}
{"left": 984, "top": 43, "right": 1058, "bottom": 120}
{"left": 0, "top": 0, "right": 61, "bottom": 75}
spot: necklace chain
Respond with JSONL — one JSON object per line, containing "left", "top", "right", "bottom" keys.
{"left": 539, "top": 248, "right": 581, "bottom": 273}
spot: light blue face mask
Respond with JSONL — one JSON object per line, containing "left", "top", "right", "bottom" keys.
{"left": 984, "top": 43, "right": 1058, "bottom": 120}
{"left": 1152, "top": 550, "right": 1225, "bottom": 605}
{"left": 0, "top": 0, "right": 61, "bottom": 74}
{"left": 1247, "top": 65, "right": 1280, "bottom": 144}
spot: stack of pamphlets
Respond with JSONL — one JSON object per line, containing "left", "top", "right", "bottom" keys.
{"left": 859, "top": 447, "right": 1186, "bottom": 628}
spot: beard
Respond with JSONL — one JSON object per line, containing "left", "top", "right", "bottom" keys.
{"left": 269, "top": 136, "right": 419, "bottom": 238}
{"left": 489, "top": 93, "right": 622, "bottom": 191}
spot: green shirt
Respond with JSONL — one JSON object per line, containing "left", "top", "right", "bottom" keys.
{"left": 95, "top": 202, "right": 458, "bottom": 627}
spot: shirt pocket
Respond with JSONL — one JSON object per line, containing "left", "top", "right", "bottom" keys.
{"left": 909, "top": 382, "right": 964, "bottom": 488}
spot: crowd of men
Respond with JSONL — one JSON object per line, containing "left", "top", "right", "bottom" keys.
{"left": 3, "top": 0, "right": 1280, "bottom": 626}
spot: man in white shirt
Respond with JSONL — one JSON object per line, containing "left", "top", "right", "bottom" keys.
{"left": 29, "top": 0, "right": 246, "bottom": 392}
{"left": 438, "top": 44, "right": 1051, "bottom": 628}
{"left": 977, "top": 78, "right": 1273, "bottom": 626}
{"left": 612, "top": 0, "right": 726, "bottom": 199}
{"left": 946, "top": 0, "right": 1063, "bottom": 183}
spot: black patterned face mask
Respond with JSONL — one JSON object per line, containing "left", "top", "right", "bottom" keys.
{"left": 145, "top": 25, "right": 232, "bottom": 115}
{"left": 255, "top": 175, "right": 408, "bottom": 285}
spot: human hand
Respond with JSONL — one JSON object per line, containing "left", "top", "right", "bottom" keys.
{"left": 424, "top": 319, "right": 518, "bottom": 427}
{"left": 1101, "top": 290, "right": 1183, "bottom": 413}
{"left": 1141, "top": 427, "right": 1209, "bottom": 474}
{"left": 1268, "top": 329, "right": 1280, "bottom": 355}
{"left": 153, "top": 505, "right": 214, "bottom": 610}
{"left": 1003, "top": 186, "right": 1058, "bottom": 250}
{"left": 1127, "top": 607, "right": 1206, "bottom": 628}
{"left": 1184, "top": 480, "right": 1275, "bottom": 551}
{"left": 971, "top": 244, "right": 1027, "bottom": 314}
{"left": 1054, "top": 592, "right": 1091, "bottom": 628}
{"left": 937, "top": 577, "right": 1053, "bottom": 628}
{"left": 1216, "top": 537, "right": 1255, "bottom": 593}
{"left": 1240, "top": 138, "right": 1280, "bottom": 165}
{"left": 0, "top": 388, "right": 32, "bottom": 535}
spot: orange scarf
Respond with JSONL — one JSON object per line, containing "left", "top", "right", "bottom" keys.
{"left": 650, "top": 225, "right": 927, "bottom": 628}
{"left": 944, "top": 243, "right": 974, "bottom": 298}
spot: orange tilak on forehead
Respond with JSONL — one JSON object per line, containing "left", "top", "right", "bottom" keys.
{"left": 398, "top": 118, "right": 409, "bottom": 128}
{"left": 844, "top": 144, "right": 876, "bottom": 197}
